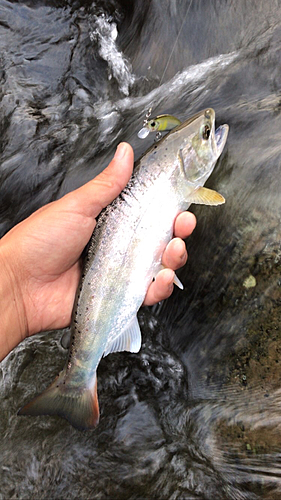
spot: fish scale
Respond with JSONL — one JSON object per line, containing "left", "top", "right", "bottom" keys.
{"left": 19, "top": 108, "right": 228, "bottom": 430}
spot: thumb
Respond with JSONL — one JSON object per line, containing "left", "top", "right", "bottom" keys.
{"left": 64, "top": 142, "right": 134, "bottom": 219}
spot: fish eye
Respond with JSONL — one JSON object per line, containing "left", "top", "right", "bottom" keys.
{"left": 202, "top": 125, "right": 211, "bottom": 140}
{"left": 150, "top": 121, "right": 156, "bottom": 128}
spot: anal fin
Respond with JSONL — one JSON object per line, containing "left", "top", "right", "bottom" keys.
{"left": 103, "top": 316, "right": 142, "bottom": 357}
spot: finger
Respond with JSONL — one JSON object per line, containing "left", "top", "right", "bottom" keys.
{"left": 62, "top": 142, "right": 134, "bottom": 219}
{"left": 161, "top": 237, "right": 187, "bottom": 270}
{"left": 174, "top": 211, "right": 196, "bottom": 239}
{"left": 143, "top": 268, "right": 174, "bottom": 306}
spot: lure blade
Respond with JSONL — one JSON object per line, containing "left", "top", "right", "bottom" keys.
{"left": 138, "top": 127, "right": 150, "bottom": 139}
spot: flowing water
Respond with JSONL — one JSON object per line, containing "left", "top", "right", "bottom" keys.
{"left": 1, "top": 0, "right": 281, "bottom": 498}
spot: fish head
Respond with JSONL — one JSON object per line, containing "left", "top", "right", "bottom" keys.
{"left": 174, "top": 108, "right": 228, "bottom": 185}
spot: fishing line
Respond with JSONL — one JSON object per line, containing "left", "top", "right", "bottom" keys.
{"left": 159, "top": 0, "right": 193, "bottom": 87}
{"left": 140, "top": 0, "right": 193, "bottom": 135}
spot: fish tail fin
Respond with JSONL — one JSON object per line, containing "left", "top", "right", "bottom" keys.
{"left": 18, "top": 371, "right": 99, "bottom": 430}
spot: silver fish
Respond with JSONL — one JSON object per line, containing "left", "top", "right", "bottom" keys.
{"left": 19, "top": 108, "right": 228, "bottom": 430}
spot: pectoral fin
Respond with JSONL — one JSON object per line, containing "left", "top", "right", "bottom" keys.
{"left": 188, "top": 187, "right": 225, "bottom": 206}
{"left": 103, "top": 316, "right": 142, "bottom": 357}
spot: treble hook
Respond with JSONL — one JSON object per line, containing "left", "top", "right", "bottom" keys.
{"left": 142, "top": 107, "right": 152, "bottom": 127}
{"left": 155, "top": 131, "right": 162, "bottom": 142}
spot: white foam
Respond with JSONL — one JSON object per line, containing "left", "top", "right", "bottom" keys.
{"left": 95, "top": 50, "right": 238, "bottom": 121}
{"left": 89, "top": 15, "right": 135, "bottom": 96}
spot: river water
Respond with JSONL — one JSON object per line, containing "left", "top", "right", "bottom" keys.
{"left": 1, "top": 0, "right": 281, "bottom": 498}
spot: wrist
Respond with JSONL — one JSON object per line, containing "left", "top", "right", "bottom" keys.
{"left": 0, "top": 240, "right": 28, "bottom": 360}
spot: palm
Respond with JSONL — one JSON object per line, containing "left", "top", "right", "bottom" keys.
{"left": 13, "top": 199, "right": 96, "bottom": 334}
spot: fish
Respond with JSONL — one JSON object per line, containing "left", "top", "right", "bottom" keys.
{"left": 18, "top": 108, "right": 228, "bottom": 430}
{"left": 137, "top": 114, "right": 181, "bottom": 139}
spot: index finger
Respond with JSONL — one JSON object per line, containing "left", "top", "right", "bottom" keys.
{"left": 174, "top": 211, "right": 196, "bottom": 239}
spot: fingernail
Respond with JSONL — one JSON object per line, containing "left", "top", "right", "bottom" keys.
{"left": 114, "top": 142, "right": 127, "bottom": 160}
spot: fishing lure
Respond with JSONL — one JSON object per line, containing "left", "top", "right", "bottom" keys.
{"left": 138, "top": 114, "right": 181, "bottom": 139}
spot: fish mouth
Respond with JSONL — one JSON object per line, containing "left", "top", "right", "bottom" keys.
{"left": 215, "top": 124, "right": 229, "bottom": 157}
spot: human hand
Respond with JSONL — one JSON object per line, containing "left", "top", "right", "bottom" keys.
{"left": 0, "top": 142, "right": 196, "bottom": 360}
